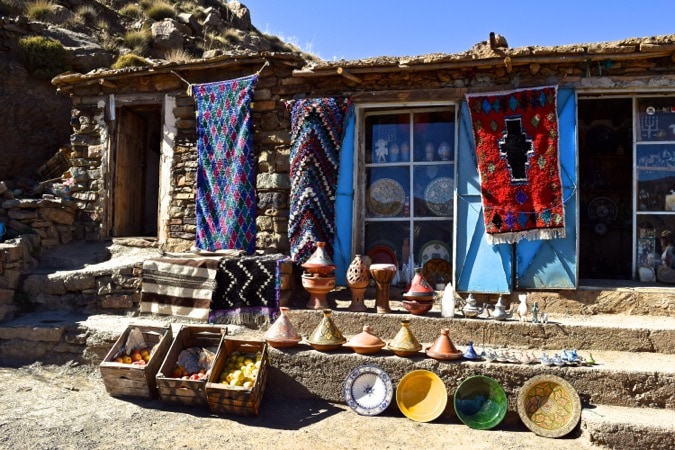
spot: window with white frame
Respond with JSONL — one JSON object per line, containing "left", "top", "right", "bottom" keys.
{"left": 360, "top": 106, "right": 456, "bottom": 287}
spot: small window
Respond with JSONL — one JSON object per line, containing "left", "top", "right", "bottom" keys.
{"left": 362, "top": 107, "right": 455, "bottom": 283}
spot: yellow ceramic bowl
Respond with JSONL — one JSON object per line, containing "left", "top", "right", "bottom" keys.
{"left": 396, "top": 370, "right": 448, "bottom": 422}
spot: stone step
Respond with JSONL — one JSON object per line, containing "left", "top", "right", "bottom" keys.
{"left": 286, "top": 307, "right": 675, "bottom": 354}
{"left": 581, "top": 404, "right": 675, "bottom": 449}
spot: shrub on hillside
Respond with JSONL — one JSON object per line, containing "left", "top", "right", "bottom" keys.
{"left": 144, "top": 0, "right": 175, "bottom": 21}
{"left": 112, "top": 54, "right": 150, "bottom": 69}
{"left": 24, "top": 0, "right": 55, "bottom": 21}
{"left": 15, "top": 36, "right": 69, "bottom": 80}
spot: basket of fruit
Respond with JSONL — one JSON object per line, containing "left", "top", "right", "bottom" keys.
{"left": 100, "top": 324, "right": 172, "bottom": 399}
{"left": 156, "top": 325, "right": 226, "bottom": 407}
{"left": 205, "top": 337, "right": 269, "bottom": 417}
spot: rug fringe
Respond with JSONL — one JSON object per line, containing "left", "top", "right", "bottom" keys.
{"left": 486, "top": 227, "right": 566, "bottom": 245}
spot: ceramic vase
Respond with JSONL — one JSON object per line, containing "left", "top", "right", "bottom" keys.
{"left": 307, "top": 309, "right": 346, "bottom": 351}
{"left": 264, "top": 307, "right": 302, "bottom": 349}
{"left": 302, "top": 242, "right": 336, "bottom": 276}
{"left": 387, "top": 319, "right": 422, "bottom": 357}
{"left": 346, "top": 254, "right": 369, "bottom": 312}
{"left": 403, "top": 268, "right": 435, "bottom": 301}
{"left": 343, "top": 325, "right": 386, "bottom": 355}
{"left": 426, "top": 328, "right": 462, "bottom": 360}
{"left": 369, "top": 263, "right": 396, "bottom": 314}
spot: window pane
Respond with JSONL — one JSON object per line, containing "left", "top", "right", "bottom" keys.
{"left": 637, "top": 98, "right": 675, "bottom": 142}
{"left": 636, "top": 144, "right": 675, "bottom": 212}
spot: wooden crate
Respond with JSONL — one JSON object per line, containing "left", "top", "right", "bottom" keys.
{"left": 156, "top": 325, "right": 226, "bottom": 407}
{"left": 100, "top": 325, "right": 172, "bottom": 399}
{"left": 205, "top": 338, "right": 269, "bottom": 417}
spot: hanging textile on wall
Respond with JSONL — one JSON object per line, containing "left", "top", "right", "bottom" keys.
{"left": 466, "top": 86, "right": 565, "bottom": 244}
{"left": 193, "top": 74, "right": 258, "bottom": 254}
{"left": 286, "top": 97, "right": 349, "bottom": 264}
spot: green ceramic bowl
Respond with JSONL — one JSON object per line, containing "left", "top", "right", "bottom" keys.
{"left": 453, "top": 375, "right": 507, "bottom": 430}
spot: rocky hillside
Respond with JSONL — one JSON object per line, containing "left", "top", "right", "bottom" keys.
{"left": 0, "top": 0, "right": 313, "bottom": 190}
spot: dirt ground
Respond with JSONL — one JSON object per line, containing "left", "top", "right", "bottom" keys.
{"left": 0, "top": 362, "right": 597, "bottom": 450}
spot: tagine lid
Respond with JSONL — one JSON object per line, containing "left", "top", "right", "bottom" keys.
{"left": 344, "top": 325, "right": 386, "bottom": 352}
{"left": 426, "top": 328, "right": 462, "bottom": 360}
{"left": 264, "top": 307, "right": 302, "bottom": 348}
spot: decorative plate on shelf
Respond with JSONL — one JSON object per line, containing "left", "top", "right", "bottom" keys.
{"left": 366, "top": 244, "right": 398, "bottom": 266}
{"left": 367, "top": 178, "right": 405, "bottom": 217}
{"left": 424, "top": 177, "right": 454, "bottom": 217}
{"left": 587, "top": 196, "right": 618, "bottom": 223}
{"left": 343, "top": 364, "right": 394, "bottom": 416}
{"left": 517, "top": 374, "right": 582, "bottom": 438}
{"left": 422, "top": 258, "right": 452, "bottom": 286}
{"left": 419, "top": 241, "right": 451, "bottom": 266}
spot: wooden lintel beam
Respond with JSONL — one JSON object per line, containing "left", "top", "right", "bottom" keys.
{"left": 337, "top": 67, "right": 362, "bottom": 84}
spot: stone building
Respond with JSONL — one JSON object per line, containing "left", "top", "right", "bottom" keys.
{"left": 2, "top": 33, "right": 674, "bottom": 318}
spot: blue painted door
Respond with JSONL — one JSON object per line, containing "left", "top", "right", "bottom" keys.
{"left": 455, "top": 89, "right": 577, "bottom": 292}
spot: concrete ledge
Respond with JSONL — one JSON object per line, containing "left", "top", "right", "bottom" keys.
{"left": 582, "top": 405, "right": 675, "bottom": 449}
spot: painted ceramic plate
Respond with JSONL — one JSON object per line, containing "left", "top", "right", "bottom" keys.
{"left": 343, "top": 364, "right": 394, "bottom": 416}
{"left": 419, "top": 241, "right": 451, "bottom": 266}
{"left": 454, "top": 375, "right": 508, "bottom": 430}
{"left": 366, "top": 244, "right": 397, "bottom": 266}
{"left": 587, "top": 196, "right": 618, "bottom": 223}
{"left": 396, "top": 370, "right": 448, "bottom": 422}
{"left": 422, "top": 258, "right": 452, "bottom": 287}
{"left": 367, "top": 178, "right": 405, "bottom": 217}
{"left": 517, "top": 374, "right": 581, "bottom": 438}
{"left": 424, "top": 177, "right": 454, "bottom": 217}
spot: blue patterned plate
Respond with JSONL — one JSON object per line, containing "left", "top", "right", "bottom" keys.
{"left": 343, "top": 364, "right": 394, "bottom": 416}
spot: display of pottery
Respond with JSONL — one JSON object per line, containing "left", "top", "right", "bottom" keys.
{"left": 369, "top": 263, "right": 397, "bottom": 314}
{"left": 343, "top": 325, "right": 386, "bottom": 355}
{"left": 396, "top": 370, "right": 448, "bottom": 423}
{"left": 343, "top": 364, "right": 394, "bottom": 416}
{"left": 301, "top": 241, "right": 336, "bottom": 276}
{"left": 263, "top": 307, "right": 302, "bottom": 349}
{"left": 402, "top": 300, "right": 433, "bottom": 315}
{"left": 403, "top": 268, "right": 436, "bottom": 301}
{"left": 307, "top": 309, "right": 346, "bottom": 351}
{"left": 463, "top": 341, "right": 482, "bottom": 360}
{"left": 517, "top": 374, "right": 582, "bottom": 438}
{"left": 426, "top": 328, "right": 462, "bottom": 360}
{"left": 387, "top": 319, "right": 422, "bottom": 357}
{"left": 454, "top": 375, "right": 508, "bottom": 430}
{"left": 346, "top": 254, "right": 370, "bottom": 312}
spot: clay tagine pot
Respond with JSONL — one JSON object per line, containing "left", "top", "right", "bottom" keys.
{"left": 426, "top": 328, "right": 462, "bottom": 360}
{"left": 386, "top": 319, "right": 422, "bottom": 357}
{"left": 343, "top": 325, "right": 386, "bottom": 355}
{"left": 264, "top": 307, "right": 302, "bottom": 349}
{"left": 302, "top": 272, "right": 335, "bottom": 310}
{"left": 402, "top": 300, "right": 434, "bottom": 316}
{"left": 403, "top": 268, "right": 436, "bottom": 302}
{"left": 302, "top": 242, "right": 336, "bottom": 276}
{"left": 307, "top": 309, "right": 346, "bottom": 351}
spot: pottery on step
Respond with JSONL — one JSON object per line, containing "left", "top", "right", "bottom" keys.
{"left": 307, "top": 309, "right": 346, "bottom": 351}
{"left": 426, "top": 328, "right": 462, "bottom": 360}
{"left": 403, "top": 268, "right": 436, "bottom": 302}
{"left": 386, "top": 319, "right": 422, "bottom": 357}
{"left": 489, "top": 295, "right": 513, "bottom": 321}
{"left": 463, "top": 341, "right": 482, "bottom": 360}
{"left": 369, "top": 263, "right": 397, "bottom": 314}
{"left": 462, "top": 293, "right": 484, "bottom": 318}
{"left": 346, "top": 254, "right": 370, "bottom": 312}
{"left": 302, "top": 242, "right": 336, "bottom": 276}
{"left": 343, "top": 325, "right": 386, "bottom": 355}
{"left": 402, "top": 300, "right": 433, "bottom": 315}
{"left": 302, "top": 272, "right": 335, "bottom": 310}
{"left": 264, "top": 306, "right": 302, "bottom": 349}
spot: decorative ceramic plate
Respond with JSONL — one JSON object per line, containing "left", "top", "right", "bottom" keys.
{"left": 422, "top": 258, "right": 452, "bottom": 287}
{"left": 517, "top": 374, "right": 581, "bottom": 438}
{"left": 419, "top": 241, "right": 451, "bottom": 266}
{"left": 396, "top": 370, "right": 448, "bottom": 422}
{"left": 454, "top": 375, "right": 508, "bottom": 430}
{"left": 424, "top": 177, "right": 454, "bottom": 216}
{"left": 587, "top": 196, "right": 618, "bottom": 223}
{"left": 343, "top": 364, "right": 394, "bottom": 416}
{"left": 366, "top": 244, "right": 398, "bottom": 266}
{"left": 367, "top": 178, "right": 405, "bottom": 217}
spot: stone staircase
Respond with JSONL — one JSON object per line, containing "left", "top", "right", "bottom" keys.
{"left": 0, "top": 267, "right": 673, "bottom": 448}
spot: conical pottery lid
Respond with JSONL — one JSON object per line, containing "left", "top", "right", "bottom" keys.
{"left": 404, "top": 268, "right": 435, "bottom": 297}
{"left": 264, "top": 307, "right": 301, "bottom": 346}
{"left": 302, "top": 242, "right": 336, "bottom": 275}
{"left": 426, "top": 328, "right": 461, "bottom": 360}
{"left": 344, "top": 325, "right": 386, "bottom": 349}
{"left": 463, "top": 341, "right": 481, "bottom": 360}
{"left": 387, "top": 319, "right": 422, "bottom": 352}
{"left": 308, "top": 309, "right": 346, "bottom": 346}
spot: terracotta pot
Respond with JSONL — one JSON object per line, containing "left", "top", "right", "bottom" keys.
{"left": 343, "top": 325, "right": 386, "bottom": 354}
{"left": 307, "top": 309, "right": 346, "bottom": 351}
{"left": 426, "top": 328, "right": 462, "bottom": 360}
{"left": 403, "top": 268, "right": 436, "bottom": 301}
{"left": 369, "top": 263, "right": 397, "bottom": 314}
{"left": 387, "top": 319, "right": 422, "bottom": 357}
{"left": 264, "top": 307, "right": 302, "bottom": 349}
{"left": 402, "top": 300, "right": 433, "bottom": 316}
{"left": 302, "top": 273, "right": 335, "bottom": 310}
{"left": 346, "top": 254, "right": 370, "bottom": 312}
{"left": 302, "top": 242, "right": 336, "bottom": 276}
